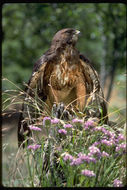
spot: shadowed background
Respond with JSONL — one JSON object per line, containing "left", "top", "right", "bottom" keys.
{"left": 2, "top": 3, "right": 126, "bottom": 186}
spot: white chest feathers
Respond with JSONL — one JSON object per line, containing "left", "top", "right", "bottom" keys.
{"left": 55, "top": 63, "right": 77, "bottom": 86}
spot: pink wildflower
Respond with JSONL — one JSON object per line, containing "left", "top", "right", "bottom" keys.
{"left": 107, "top": 131, "right": 116, "bottom": 140}
{"left": 72, "top": 118, "right": 83, "bottom": 123}
{"left": 64, "top": 124, "right": 73, "bottom": 128}
{"left": 113, "top": 179, "right": 123, "bottom": 187}
{"left": 102, "top": 151, "right": 109, "bottom": 157}
{"left": 101, "top": 127, "right": 108, "bottom": 134}
{"left": 101, "top": 139, "right": 115, "bottom": 146}
{"left": 70, "top": 158, "right": 83, "bottom": 166}
{"left": 69, "top": 153, "right": 96, "bottom": 166}
{"left": 84, "top": 120, "right": 95, "bottom": 130}
{"left": 89, "top": 146, "right": 101, "bottom": 157}
{"left": 51, "top": 118, "right": 59, "bottom": 124}
{"left": 29, "top": 125, "right": 42, "bottom": 131}
{"left": 81, "top": 169, "right": 96, "bottom": 177}
{"left": 58, "top": 129, "right": 67, "bottom": 135}
{"left": 117, "top": 134, "right": 125, "bottom": 141}
{"left": 115, "top": 143, "right": 126, "bottom": 152}
{"left": 78, "top": 153, "right": 96, "bottom": 163}
{"left": 43, "top": 117, "right": 51, "bottom": 126}
{"left": 93, "top": 127, "right": 102, "bottom": 132}
{"left": 92, "top": 141, "right": 100, "bottom": 146}
{"left": 27, "top": 144, "right": 41, "bottom": 151}
{"left": 63, "top": 153, "right": 73, "bottom": 161}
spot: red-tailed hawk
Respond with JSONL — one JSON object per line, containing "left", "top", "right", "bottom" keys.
{"left": 18, "top": 28, "right": 108, "bottom": 147}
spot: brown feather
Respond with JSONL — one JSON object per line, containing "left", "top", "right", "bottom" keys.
{"left": 18, "top": 28, "right": 108, "bottom": 147}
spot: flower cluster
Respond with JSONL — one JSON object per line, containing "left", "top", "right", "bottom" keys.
{"left": 70, "top": 157, "right": 83, "bottom": 166}
{"left": 115, "top": 143, "right": 126, "bottom": 152}
{"left": 93, "top": 126, "right": 116, "bottom": 140}
{"left": 43, "top": 117, "right": 51, "bottom": 126}
{"left": 113, "top": 179, "right": 123, "bottom": 187}
{"left": 93, "top": 126, "right": 103, "bottom": 132}
{"left": 117, "top": 134, "right": 125, "bottom": 142}
{"left": 58, "top": 129, "right": 67, "bottom": 135}
{"left": 102, "top": 151, "right": 109, "bottom": 157}
{"left": 101, "top": 139, "right": 115, "bottom": 147}
{"left": 63, "top": 153, "right": 73, "bottom": 162}
{"left": 27, "top": 114, "right": 125, "bottom": 186}
{"left": 72, "top": 118, "right": 83, "bottom": 124}
{"left": 88, "top": 145, "right": 101, "bottom": 158}
{"left": 63, "top": 152, "right": 96, "bottom": 166}
{"left": 77, "top": 153, "right": 96, "bottom": 163}
{"left": 81, "top": 169, "right": 96, "bottom": 177}
{"left": 84, "top": 120, "right": 95, "bottom": 130}
{"left": 29, "top": 125, "right": 42, "bottom": 131}
{"left": 27, "top": 144, "right": 41, "bottom": 151}
{"left": 92, "top": 141, "right": 100, "bottom": 146}
{"left": 51, "top": 118, "right": 59, "bottom": 124}
{"left": 64, "top": 124, "right": 73, "bottom": 129}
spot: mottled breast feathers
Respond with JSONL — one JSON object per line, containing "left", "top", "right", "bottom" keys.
{"left": 18, "top": 28, "right": 109, "bottom": 147}
{"left": 24, "top": 28, "right": 108, "bottom": 122}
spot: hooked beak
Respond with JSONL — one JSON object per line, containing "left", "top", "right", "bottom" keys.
{"left": 75, "top": 30, "right": 80, "bottom": 35}
{"left": 72, "top": 29, "right": 81, "bottom": 44}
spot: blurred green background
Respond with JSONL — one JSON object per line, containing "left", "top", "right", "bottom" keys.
{"left": 2, "top": 3, "right": 126, "bottom": 115}
{"left": 2, "top": 3, "right": 126, "bottom": 118}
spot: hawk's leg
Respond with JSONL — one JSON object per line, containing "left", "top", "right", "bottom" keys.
{"left": 52, "top": 102, "right": 72, "bottom": 120}
{"left": 18, "top": 113, "right": 32, "bottom": 148}
{"left": 76, "top": 80, "right": 86, "bottom": 112}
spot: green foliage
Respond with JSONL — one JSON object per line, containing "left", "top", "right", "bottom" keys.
{"left": 3, "top": 116, "right": 125, "bottom": 187}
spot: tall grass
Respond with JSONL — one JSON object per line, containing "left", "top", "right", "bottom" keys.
{"left": 2, "top": 78, "right": 126, "bottom": 187}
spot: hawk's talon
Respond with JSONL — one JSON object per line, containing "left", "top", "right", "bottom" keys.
{"left": 52, "top": 102, "right": 71, "bottom": 120}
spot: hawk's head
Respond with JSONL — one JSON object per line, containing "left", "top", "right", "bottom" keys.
{"left": 51, "top": 28, "right": 80, "bottom": 47}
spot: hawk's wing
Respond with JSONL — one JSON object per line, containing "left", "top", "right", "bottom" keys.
{"left": 18, "top": 54, "right": 48, "bottom": 147}
{"left": 26, "top": 55, "right": 47, "bottom": 93}
{"left": 18, "top": 46, "right": 58, "bottom": 147}
{"left": 26, "top": 47, "right": 57, "bottom": 96}
{"left": 79, "top": 54, "right": 108, "bottom": 124}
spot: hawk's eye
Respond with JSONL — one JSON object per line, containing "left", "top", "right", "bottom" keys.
{"left": 65, "top": 31, "right": 70, "bottom": 34}
{"left": 65, "top": 30, "right": 73, "bottom": 34}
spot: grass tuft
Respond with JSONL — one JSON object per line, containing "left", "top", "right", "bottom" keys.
{"left": 2, "top": 78, "right": 126, "bottom": 187}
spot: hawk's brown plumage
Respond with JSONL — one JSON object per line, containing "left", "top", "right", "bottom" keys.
{"left": 18, "top": 28, "right": 108, "bottom": 147}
